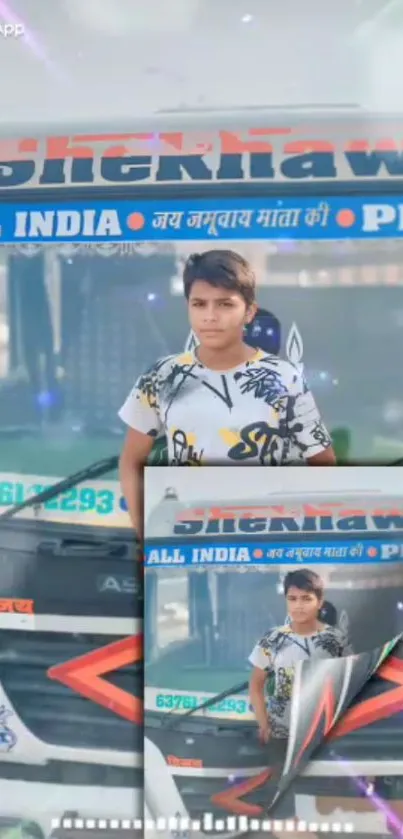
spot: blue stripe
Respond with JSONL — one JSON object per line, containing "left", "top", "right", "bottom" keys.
{"left": 144, "top": 539, "right": 403, "bottom": 567}
{"left": 2, "top": 195, "right": 403, "bottom": 243}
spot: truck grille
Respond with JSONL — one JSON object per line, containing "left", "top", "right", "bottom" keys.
{"left": 145, "top": 715, "right": 269, "bottom": 770}
{"left": 1, "top": 631, "right": 142, "bottom": 753}
{"left": 146, "top": 709, "right": 403, "bottom": 824}
{"left": 145, "top": 717, "right": 281, "bottom": 822}
{"left": 0, "top": 517, "right": 142, "bottom": 788}
{"left": 0, "top": 519, "right": 142, "bottom": 617}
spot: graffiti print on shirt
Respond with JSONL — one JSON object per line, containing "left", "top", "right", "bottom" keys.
{"left": 310, "top": 419, "right": 333, "bottom": 449}
{"left": 162, "top": 360, "right": 233, "bottom": 413}
{"left": 234, "top": 359, "right": 288, "bottom": 404}
{"left": 134, "top": 357, "right": 167, "bottom": 411}
{"left": 170, "top": 429, "right": 204, "bottom": 465}
{"left": 227, "top": 421, "right": 285, "bottom": 464}
{"left": 120, "top": 349, "right": 332, "bottom": 465}
{"left": 249, "top": 624, "right": 350, "bottom": 738}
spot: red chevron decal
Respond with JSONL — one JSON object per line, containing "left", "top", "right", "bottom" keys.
{"left": 211, "top": 769, "right": 272, "bottom": 816}
{"left": 211, "top": 655, "right": 403, "bottom": 815}
{"left": 48, "top": 635, "right": 143, "bottom": 724}
{"left": 331, "top": 655, "right": 403, "bottom": 739}
{"left": 295, "top": 676, "right": 336, "bottom": 764}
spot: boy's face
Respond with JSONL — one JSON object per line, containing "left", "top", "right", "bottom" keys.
{"left": 285, "top": 585, "right": 323, "bottom": 625}
{"left": 188, "top": 280, "right": 256, "bottom": 351}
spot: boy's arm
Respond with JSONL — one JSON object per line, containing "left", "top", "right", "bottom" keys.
{"left": 248, "top": 639, "right": 274, "bottom": 742}
{"left": 119, "top": 427, "right": 155, "bottom": 539}
{"left": 288, "top": 367, "right": 336, "bottom": 464}
{"left": 118, "top": 362, "right": 164, "bottom": 537}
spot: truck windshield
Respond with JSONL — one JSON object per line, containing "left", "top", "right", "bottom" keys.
{"left": 145, "top": 566, "right": 260, "bottom": 698}
{"left": 1, "top": 238, "right": 403, "bottom": 494}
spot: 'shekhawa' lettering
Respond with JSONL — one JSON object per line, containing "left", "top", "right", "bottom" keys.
{"left": 2, "top": 131, "right": 403, "bottom": 187}
{"left": 173, "top": 512, "right": 403, "bottom": 536}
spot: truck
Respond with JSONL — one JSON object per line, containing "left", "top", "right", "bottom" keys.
{"left": 1, "top": 110, "right": 403, "bottom": 835}
{"left": 144, "top": 488, "right": 403, "bottom": 837}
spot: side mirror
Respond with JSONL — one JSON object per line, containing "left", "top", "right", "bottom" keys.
{"left": 320, "top": 600, "right": 338, "bottom": 627}
{"left": 245, "top": 308, "right": 281, "bottom": 355}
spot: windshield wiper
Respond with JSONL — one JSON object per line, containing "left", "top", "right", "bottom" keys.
{"left": 161, "top": 679, "right": 249, "bottom": 730}
{"left": 0, "top": 454, "right": 119, "bottom": 522}
{"left": 1, "top": 445, "right": 401, "bottom": 525}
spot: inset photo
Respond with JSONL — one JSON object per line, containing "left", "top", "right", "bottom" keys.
{"left": 143, "top": 466, "right": 403, "bottom": 831}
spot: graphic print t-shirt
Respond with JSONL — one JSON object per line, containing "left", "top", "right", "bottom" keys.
{"left": 118, "top": 349, "right": 332, "bottom": 465}
{"left": 249, "top": 624, "right": 351, "bottom": 737}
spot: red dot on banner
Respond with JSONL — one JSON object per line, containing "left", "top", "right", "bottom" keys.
{"left": 126, "top": 212, "right": 145, "bottom": 231}
{"left": 253, "top": 549, "right": 264, "bottom": 558}
{"left": 367, "top": 546, "right": 378, "bottom": 557}
{"left": 336, "top": 208, "right": 356, "bottom": 228}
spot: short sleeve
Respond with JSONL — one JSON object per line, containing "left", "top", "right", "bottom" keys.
{"left": 249, "top": 639, "right": 274, "bottom": 672}
{"left": 118, "top": 364, "right": 163, "bottom": 438}
{"left": 287, "top": 367, "right": 333, "bottom": 458}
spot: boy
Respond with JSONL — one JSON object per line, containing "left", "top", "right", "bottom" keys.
{"left": 249, "top": 568, "right": 351, "bottom": 742}
{"left": 119, "top": 250, "right": 335, "bottom": 534}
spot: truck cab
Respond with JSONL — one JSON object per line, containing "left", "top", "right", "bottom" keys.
{"left": 144, "top": 488, "right": 403, "bottom": 835}
{"left": 1, "top": 105, "right": 403, "bottom": 836}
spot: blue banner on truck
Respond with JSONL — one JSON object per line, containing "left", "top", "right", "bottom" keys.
{"left": 144, "top": 538, "right": 403, "bottom": 567}
{"left": 1, "top": 196, "right": 403, "bottom": 242}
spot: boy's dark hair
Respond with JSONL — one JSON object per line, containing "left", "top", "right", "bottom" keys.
{"left": 283, "top": 568, "right": 324, "bottom": 600}
{"left": 183, "top": 249, "right": 256, "bottom": 307}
